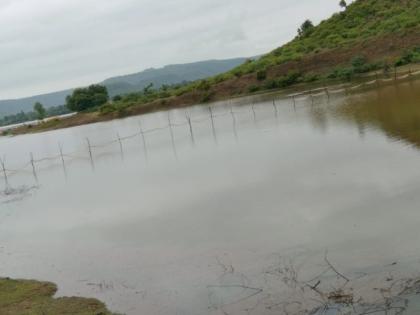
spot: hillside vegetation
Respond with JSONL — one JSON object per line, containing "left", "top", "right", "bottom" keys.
{"left": 98, "top": 0, "right": 420, "bottom": 116}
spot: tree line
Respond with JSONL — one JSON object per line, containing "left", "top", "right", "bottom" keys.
{"left": 0, "top": 85, "right": 110, "bottom": 127}
{"left": 0, "top": 104, "right": 71, "bottom": 127}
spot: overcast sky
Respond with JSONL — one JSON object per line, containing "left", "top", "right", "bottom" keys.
{"left": 0, "top": 0, "right": 351, "bottom": 99}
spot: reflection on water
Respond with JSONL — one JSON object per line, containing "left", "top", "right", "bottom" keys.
{"left": 329, "top": 81, "right": 420, "bottom": 149}
{"left": 1, "top": 81, "right": 420, "bottom": 314}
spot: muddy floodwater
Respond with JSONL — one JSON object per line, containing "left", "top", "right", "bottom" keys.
{"left": 1, "top": 81, "right": 420, "bottom": 315}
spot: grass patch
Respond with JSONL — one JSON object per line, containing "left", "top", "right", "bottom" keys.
{"left": 0, "top": 278, "right": 118, "bottom": 315}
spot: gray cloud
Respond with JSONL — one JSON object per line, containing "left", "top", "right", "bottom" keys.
{"left": 0, "top": 0, "right": 351, "bottom": 99}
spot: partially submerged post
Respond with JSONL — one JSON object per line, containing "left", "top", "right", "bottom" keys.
{"left": 167, "top": 111, "right": 177, "bottom": 159}
{"left": 117, "top": 133, "right": 124, "bottom": 161}
{"left": 30, "top": 152, "right": 38, "bottom": 184}
{"left": 58, "top": 143, "right": 67, "bottom": 179}
{"left": 251, "top": 103, "right": 257, "bottom": 124}
{"left": 185, "top": 113, "right": 195, "bottom": 147}
{"left": 208, "top": 106, "right": 217, "bottom": 144}
{"left": 86, "top": 138, "right": 95, "bottom": 171}
{"left": 324, "top": 86, "right": 330, "bottom": 101}
{"left": 272, "top": 99, "right": 279, "bottom": 123}
{"left": 138, "top": 120, "right": 148, "bottom": 161}
{"left": 0, "top": 156, "right": 9, "bottom": 190}
{"left": 230, "top": 106, "right": 238, "bottom": 141}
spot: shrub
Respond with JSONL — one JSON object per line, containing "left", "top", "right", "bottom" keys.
{"left": 264, "top": 80, "right": 279, "bottom": 90}
{"left": 328, "top": 67, "right": 355, "bottom": 80}
{"left": 196, "top": 80, "right": 211, "bottom": 91}
{"left": 248, "top": 85, "right": 260, "bottom": 93}
{"left": 278, "top": 71, "right": 303, "bottom": 87}
{"left": 351, "top": 55, "right": 368, "bottom": 72}
{"left": 303, "top": 73, "right": 320, "bottom": 82}
{"left": 200, "top": 91, "right": 214, "bottom": 103}
{"left": 395, "top": 47, "right": 420, "bottom": 66}
{"left": 99, "top": 103, "right": 117, "bottom": 115}
{"left": 256, "top": 69, "right": 267, "bottom": 81}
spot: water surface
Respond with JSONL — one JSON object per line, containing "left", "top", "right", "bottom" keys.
{"left": 1, "top": 81, "right": 420, "bottom": 314}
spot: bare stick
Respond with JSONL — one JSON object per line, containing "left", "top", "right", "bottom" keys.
{"left": 30, "top": 152, "right": 38, "bottom": 183}
{"left": 324, "top": 250, "right": 350, "bottom": 283}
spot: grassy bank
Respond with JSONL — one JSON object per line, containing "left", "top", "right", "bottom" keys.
{"left": 0, "top": 278, "right": 118, "bottom": 315}
{"left": 6, "top": 63, "right": 419, "bottom": 137}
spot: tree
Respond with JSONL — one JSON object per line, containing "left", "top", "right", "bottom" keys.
{"left": 143, "top": 83, "right": 154, "bottom": 95}
{"left": 351, "top": 55, "right": 367, "bottom": 73}
{"left": 298, "top": 20, "right": 314, "bottom": 37}
{"left": 33, "top": 102, "right": 46, "bottom": 120}
{"left": 66, "top": 85, "right": 109, "bottom": 112}
{"left": 339, "top": 0, "right": 347, "bottom": 9}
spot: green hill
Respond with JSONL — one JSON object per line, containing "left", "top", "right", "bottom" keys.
{"left": 233, "top": 0, "right": 420, "bottom": 77}
{"left": 99, "top": 0, "right": 420, "bottom": 116}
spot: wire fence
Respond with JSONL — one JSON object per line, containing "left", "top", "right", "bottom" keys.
{"left": 1, "top": 68, "right": 420, "bottom": 194}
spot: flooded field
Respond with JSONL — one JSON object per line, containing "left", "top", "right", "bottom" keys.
{"left": 1, "top": 81, "right": 420, "bottom": 314}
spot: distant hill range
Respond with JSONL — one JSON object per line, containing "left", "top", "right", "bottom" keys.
{"left": 0, "top": 57, "right": 247, "bottom": 117}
